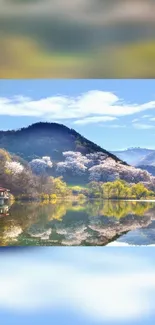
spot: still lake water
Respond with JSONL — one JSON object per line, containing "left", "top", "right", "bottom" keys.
{"left": 0, "top": 199, "right": 155, "bottom": 246}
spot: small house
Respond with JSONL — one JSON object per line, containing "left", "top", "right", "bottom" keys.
{"left": 0, "top": 187, "right": 10, "bottom": 205}
{"left": 0, "top": 187, "right": 10, "bottom": 199}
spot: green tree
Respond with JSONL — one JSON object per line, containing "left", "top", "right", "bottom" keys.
{"left": 88, "top": 181, "right": 102, "bottom": 198}
{"left": 103, "top": 182, "right": 113, "bottom": 199}
{"left": 131, "top": 183, "right": 150, "bottom": 199}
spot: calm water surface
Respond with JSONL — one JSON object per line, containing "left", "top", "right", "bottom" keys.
{"left": 0, "top": 200, "right": 155, "bottom": 246}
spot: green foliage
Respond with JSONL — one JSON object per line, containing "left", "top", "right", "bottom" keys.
{"left": 51, "top": 177, "right": 71, "bottom": 197}
{"left": 50, "top": 194, "right": 57, "bottom": 200}
{"left": 41, "top": 194, "right": 49, "bottom": 200}
{"left": 78, "top": 193, "right": 87, "bottom": 201}
{"left": 87, "top": 180, "right": 153, "bottom": 200}
{"left": 0, "top": 149, "right": 11, "bottom": 162}
{"left": 88, "top": 181, "right": 103, "bottom": 198}
{"left": 131, "top": 183, "right": 150, "bottom": 199}
{"left": 102, "top": 182, "right": 112, "bottom": 199}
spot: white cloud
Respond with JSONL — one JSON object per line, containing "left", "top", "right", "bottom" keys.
{"left": 73, "top": 116, "right": 117, "bottom": 125}
{"left": 107, "top": 242, "right": 133, "bottom": 246}
{"left": 1, "top": 91, "right": 155, "bottom": 125}
{"left": 0, "top": 249, "right": 154, "bottom": 323}
{"left": 132, "top": 123, "right": 155, "bottom": 130}
{"left": 142, "top": 114, "right": 153, "bottom": 119}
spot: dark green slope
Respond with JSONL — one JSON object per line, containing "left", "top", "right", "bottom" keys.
{"left": 0, "top": 122, "right": 128, "bottom": 164}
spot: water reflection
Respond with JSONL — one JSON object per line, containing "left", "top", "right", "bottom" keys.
{"left": 0, "top": 205, "right": 9, "bottom": 217}
{"left": 0, "top": 200, "right": 155, "bottom": 246}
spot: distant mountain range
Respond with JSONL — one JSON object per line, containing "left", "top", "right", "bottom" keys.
{"left": 111, "top": 148, "right": 155, "bottom": 175}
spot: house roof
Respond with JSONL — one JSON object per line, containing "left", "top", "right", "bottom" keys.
{"left": 0, "top": 187, "right": 10, "bottom": 192}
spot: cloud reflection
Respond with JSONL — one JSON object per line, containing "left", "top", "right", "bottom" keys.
{"left": 0, "top": 248, "right": 155, "bottom": 324}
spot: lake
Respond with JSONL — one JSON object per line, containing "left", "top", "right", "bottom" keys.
{"left": 0, "top": 199, "right": 155, "bottom": 246}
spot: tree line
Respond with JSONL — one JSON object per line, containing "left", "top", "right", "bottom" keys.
{"left": 0, "top": 149, "right": 71, "bottom": 200}
{"left": 87, "top": 180, "right": 154, "bottom": 199}
{"left": 0, "top": 148, "right": 154, "bottom": 201}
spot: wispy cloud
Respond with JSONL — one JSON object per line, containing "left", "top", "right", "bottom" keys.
{"left": 142, "top": 114, "right": 153, "bottom": 119}
{"left": 73, "top": 116, "right": 117, "bottom": 125}
{"left": 0, "top": 248, "right": 154, "bottom": 323}
{"left": 132, "top": 123, "right": 155, "bottom": 130}
{"left": 1, "top": 91, "right": 155, "bottom": 125}
{"left": 99, "top": 124, "right": 126, "bottom": 128}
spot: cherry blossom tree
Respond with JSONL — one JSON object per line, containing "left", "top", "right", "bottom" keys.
{"left": 56, "top": 151, "right": 109, "bottom": 177}
{"left": 56, "top": 150, "right": 155, "bottom": 184}
{"left": 42, "top": 157, "right": 53, "bottom": 168}
{"left": 56, "top": 161, "right": 87, "bottom": 176}
{"left": 29, "top": 156, "right": 53, "bottom": 175}
{"left": 63, "top": 151, "right": 91, "bottom": 166}
{"left": 86, "top": 152, "right": 108, "bottom": 167}
{"left": 5, "top": 161, "right": 24, "bottom": 175}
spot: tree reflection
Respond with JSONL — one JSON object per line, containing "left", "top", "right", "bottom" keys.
{"left": 0, "top": 199, "right": 154, "bottom": 245}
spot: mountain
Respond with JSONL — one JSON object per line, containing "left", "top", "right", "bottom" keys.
{"left": 0, "top": 122, "right": 126, "bottom": 164}
{"left": 111, "top": 148, "right": 155, "bottom": 166}
{"left": 138, "top": 164, "right": 155, "bottom": 175}
{"left": 138, "top": 151, "right": 155, "bottom": 166}
{"left": 111, "top": 147, "right": 155, "bottom": 176}
{"left": 1, "top": 123, "right": 155, "bottom": 186}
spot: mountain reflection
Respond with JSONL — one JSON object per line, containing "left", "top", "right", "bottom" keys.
{"left": 0, "top": 200, "right": 154, "bottom": 246}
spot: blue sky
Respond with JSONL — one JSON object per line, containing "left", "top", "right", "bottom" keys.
{"left": 0, "top": 247, "right": 155, "bottom": 325}
{"left": 0, "top": 79, "right": 155, "bottom": 150}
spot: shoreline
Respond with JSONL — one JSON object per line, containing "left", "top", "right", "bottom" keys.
{"left": 3, "top": 197, "right": 155, "bottom": 204}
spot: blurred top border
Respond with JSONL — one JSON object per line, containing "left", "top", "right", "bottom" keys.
{"left": 0, "top": 0, "right": 155, "bottom": 78}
